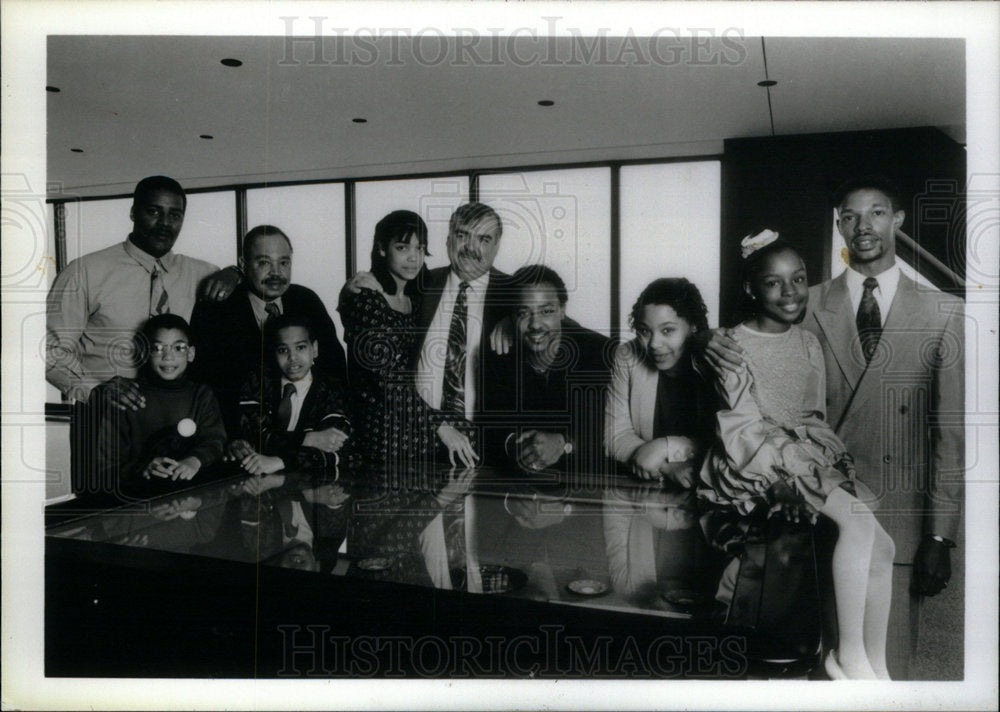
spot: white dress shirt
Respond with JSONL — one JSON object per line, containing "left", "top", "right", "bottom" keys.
{"left": 281, "top": 372, "right": 313, "bottom": 432}
{"left": 845, "top": 261, "right": 900, "bottom": 328}
{"left": 416, "top": 269, "right": 490, "bottom": 421}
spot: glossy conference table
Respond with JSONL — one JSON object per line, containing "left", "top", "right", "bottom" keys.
{"left": 46, "top": 462, "right": 824, "bottom": 679}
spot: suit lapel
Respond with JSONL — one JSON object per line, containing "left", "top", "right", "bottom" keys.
{"left": 811, "top": 273, "right": 865, "bottom": 391}
{"left": 847, "top": 274, "right": 924, "bottom": 417}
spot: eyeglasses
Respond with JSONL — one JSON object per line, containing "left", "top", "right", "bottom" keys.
{"left": 151, "top": 342, "right": 190, "bottom": 356}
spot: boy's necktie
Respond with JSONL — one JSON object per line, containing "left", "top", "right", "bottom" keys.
{"left": 149, "top": 260, "right": 169, "bottom": 316}
{"left": 856, "top": 277, "right": 882, "bottom": 363}
{"left": 277, "top": 383, "right": 297, "bottom": 431}
{"left": 441, "top": 282, "right": 469, "bottom": 418}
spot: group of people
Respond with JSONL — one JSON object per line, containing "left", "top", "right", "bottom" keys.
{"left": 46, "top": 172, "right": 963, "bottom": 681}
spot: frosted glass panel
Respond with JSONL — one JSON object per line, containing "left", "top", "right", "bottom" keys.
{"left": 246, "top": 183, "right": 347, "bottom": 337}
{"left": 479, "top": 168, "right": 612, "bottom": 335}
{"left": 355, "top": 176, "right": 469, "bottom": 274}
{"left": 62, "top": 194, "right": 235, "bottom": 270}
{"left": 620, "top": 162, "right": 722, "bottom": 334}
{"left": 62, "top": 198, "right": 132, "bottom": 265}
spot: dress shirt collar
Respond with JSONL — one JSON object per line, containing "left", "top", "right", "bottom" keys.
{"left": 124, "top": 237, "right": 176, "bottom": 272}
{"left": 446, "top": 267, "right": 491, "bottom": 293}
{"left": 248, "top": 290, "right": 283, "bottom": 327}
{"left": 845, "top": 260, "right": 900, "bottom": 314}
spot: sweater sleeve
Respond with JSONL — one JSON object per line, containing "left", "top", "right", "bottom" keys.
{"left": 187, "top": 384, "right": 227, "bottom": 467}
{"left": 604, "top": 341, "right": 646, "bottom": 464}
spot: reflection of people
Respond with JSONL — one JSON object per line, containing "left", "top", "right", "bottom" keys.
{"left": 605, "top": 278, "right": 718, "bottom": 485}
{"left": 230, "top": 315, "right": 351, "bottom": 491}
{"left": 481, "top": 265, "right": 613, "bottom": 474}
{"left": 94, "top": 314, "right": 225, "bottom": 498}
{"left": 700, "top": 233, "right": 893, "bottom": 680}
{"left": 338, "top": 211, "right": 436, "bottom": 468}
{"left": 704, "top": 178, "right": 965, "bottom": 680}
{"left": 344, "top": 203, "right": 514, "bottom": 467}
{"left": 46, "top": 176, "right": 221, "bottom": 494}
{"left": 190, "top": 225, "right": 347, "bottom": 434}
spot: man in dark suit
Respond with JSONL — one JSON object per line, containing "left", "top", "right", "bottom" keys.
{"left": 190, "top": 224, "right": 347, "bottom": 435}
{"left": 345, "top": 203, "right": 514, "bottom": 467}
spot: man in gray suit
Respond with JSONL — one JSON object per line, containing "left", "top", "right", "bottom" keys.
{"left": 706, "top": 176, "right": 964, "bottom": 679}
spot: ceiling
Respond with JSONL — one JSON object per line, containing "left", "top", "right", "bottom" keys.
{"left": 46, "top": 35, "right": 965, "bottom": 199}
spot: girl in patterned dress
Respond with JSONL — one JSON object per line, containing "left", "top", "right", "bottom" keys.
{"left": 339, "top": 211, "right": 435, "bottom": 470}
{"left": 699, "top": 231, "right": 894, "bottom": 680}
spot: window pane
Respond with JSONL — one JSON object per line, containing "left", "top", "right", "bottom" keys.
{"left": 61, "top": 193, "right": 235, "bottom": 270}
{"left": 478, "top": 168, "right": 612, "bottom": 335}
{"left": 620, "top": 162, "right": 722, "bottom": 332}
{"left": 354, "top": 176, "right": 470, "bottom": 274}
{"left": 246, "top": 183, "right": 347, "bottom": 337}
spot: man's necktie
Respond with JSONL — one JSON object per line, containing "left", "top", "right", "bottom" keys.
{"left": 276, "top": 382, "right": 297, "bottom": 431}
{"left": 264, "top": 301, "right": 281, "bottom": 323}
{"left": 856, "top": 277, "right": 882, "bottom": 364}
{"left": 149, "top": 260, "right": 169, "bottom": 316}
{"left": 441, "top": 282, "right": 469, "bottom": 417}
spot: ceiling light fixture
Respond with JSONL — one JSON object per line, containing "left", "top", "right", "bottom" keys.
{"left": 46, "top": 86, "right": 61, "bottom": 93}
{"left": 220, "top": 58, "right": 243, "bottom": 67}
{"left": 757, "top": 80, "right": 777, "bottom": 87}
{"left": 352, "top": 118, "right": 367, "bottom": 123}
{"left": 759, "top": 38, "right": 776, "bottom": 137}
{"left": 537, "top": 100, "right": 555, "bottom": 107}
{"left": 70, "top": 148, "right": 84, "bottom": 153}
{"left": 199, "top": 134, "right": 214, "bottom": 140}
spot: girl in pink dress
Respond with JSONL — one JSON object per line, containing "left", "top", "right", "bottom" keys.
{"left": 699, "top": 231, "right": 894, "bottom": 680}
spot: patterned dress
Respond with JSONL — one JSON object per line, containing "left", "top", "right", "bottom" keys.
{"left": 698, "top": 324, "right": 857, "bottom": 515}
{"left": 339, "top": 288, "right": 435, "bottom": 470}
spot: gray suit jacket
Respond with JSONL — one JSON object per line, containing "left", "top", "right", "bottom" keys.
{"left": 803, "top": 271, "right": 964, "bottom": 561}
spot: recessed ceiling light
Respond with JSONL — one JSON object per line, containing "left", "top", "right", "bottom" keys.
{"left": 537, "top": 100, "right": 555, "bottom": 107}
{"left": 199, "top": 134, "right": 214, "bottom": 140}
{"left": 352, "top": 118, "right": 367, "bottom": 123}
{"left": 220, "top": 58, "right": 243, "bottom": 67}
{"left": 70, "top": 148, "right": 84, "bottom": 153}
{"left": 46, "top": 86, "right": 61, "bottom": 93}
{"left": 757, "top": 80, "right": 777, "bottom": 87}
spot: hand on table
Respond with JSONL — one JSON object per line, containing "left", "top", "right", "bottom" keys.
{"left": 437, "top": 423, "right": 479, "bottom": 468}
{"left": 304, "top": 482, "right": 350, "bottom": 508}
{"left": 242, "top": 473, "right": 286, "bottom": 496}
{"left": 240, "top": 453, "right": 285, "bottom": 475}
{"left": 143, "top": 455, "right": 201, "bottom": 480}
{"left": 226, "top": 439, "right": 255, "bottom": 462}
{"left": 303, "top": 426, "right": 349, "bottom": 453}
{"left": 658, "top": 460, "right": 697, "bottom": 489}
{"left": 513, "top": 430, "right": 566, "bottom": 471}
{"left": 631, "top": 438, "right": 671, "bottom": 480}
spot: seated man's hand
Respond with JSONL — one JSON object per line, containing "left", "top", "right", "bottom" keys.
{"left": 201, "top": 265, "right": 242, "bottom": 302}
{"left": 143, "top": 456, "right": 180, "bottom": 480}
{"left": 226, "top": 439, "right": 256, "bottom": 461}
{"left": 658, "top": 460, "right": 697, "bottom": 489}
{"left": 698, "top": 327, "right": 744, "bottom": 376}
{"left": 514, "top": 430, "right": 566, "bottom": 471}
{"left": 631, "top": 438, "right": 671, "bottom": 480}
{"left": 303, "top": 482, "right": 350, "bottom": 508}
{"left": 434, "top": 466, "right": 476, "bottom": 507}
{"left": 240, "top": 452, "right": 285, "bottom": 475}
{"left": 664, "top": 435, "right": 696, "bottom": 463}
{"left": 171, "top": 456, "right": 202, "bottom": 480}
{"left": 911, "top": 537, "right": 952, "bottom": 597}
{"left": 303, "top": 427, "right": 349, "bottom": 453}
{"left": 437, "top": 423, "right": 479, "bottom": 468}
{"left": 343, "top": 271, "right": 382, "bottom": 295}
{"left": 102, "top": 376, "right": 146, "bottom": 412}
{"left": 242, "top": 473, "right": 286, "bottom": 495}
{"left": 489, "top": 315, "right": 515, "bottom": 355}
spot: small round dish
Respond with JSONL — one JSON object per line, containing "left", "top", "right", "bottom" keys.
{"left": 356, "top": 556, "right": 392, "bottom": 571}
{"left": 567, "top": 579, "right": 609, "bottom": 596}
